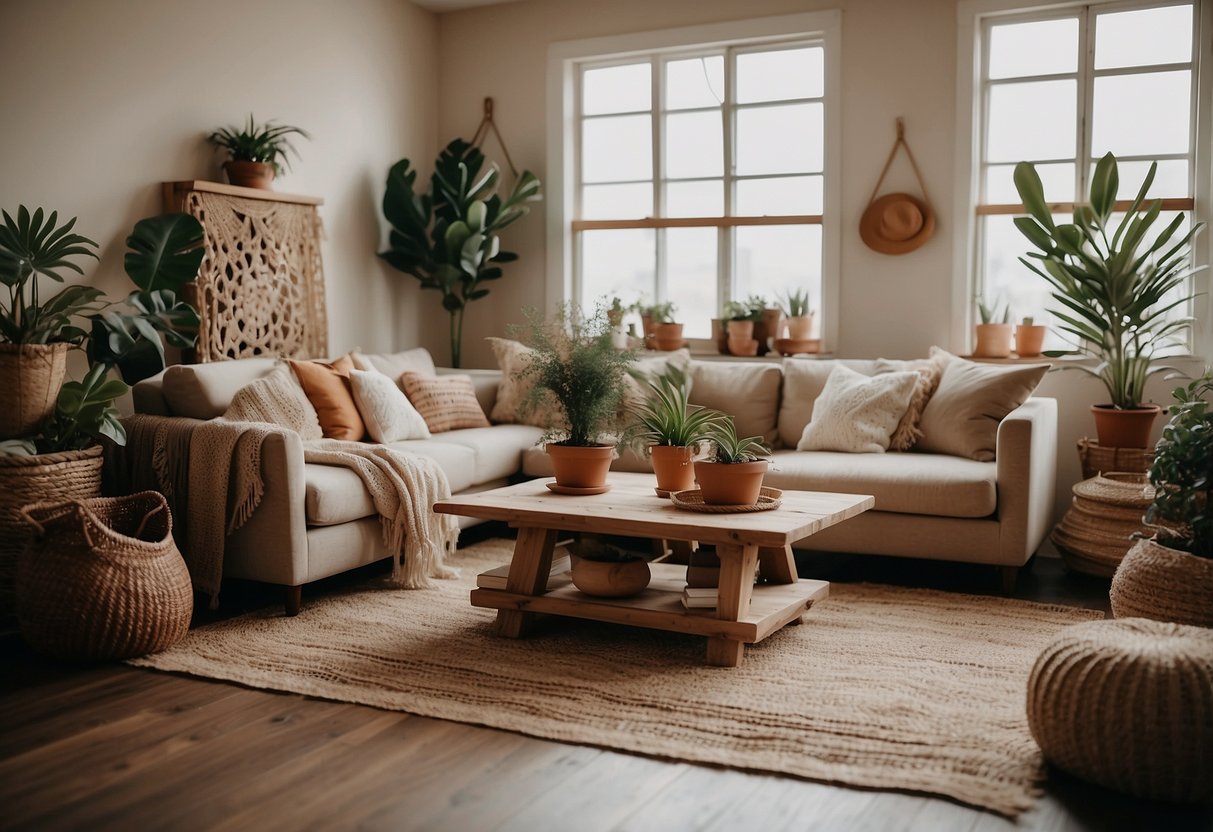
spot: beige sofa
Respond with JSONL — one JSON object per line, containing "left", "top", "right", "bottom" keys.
{"left": 131, "top": 350, "right": 1056, "bottom": 612}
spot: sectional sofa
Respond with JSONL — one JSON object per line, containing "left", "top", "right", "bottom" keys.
{"left": 130, "top": 348, "right": 1057, "bottom": 611}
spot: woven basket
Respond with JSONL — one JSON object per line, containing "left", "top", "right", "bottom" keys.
{"left": 16, "top": 491, "right": 192, "bottom": 660}
{"left": 1077, "top": 437, "right": 1153, "bottom": 480}
{"left": 1027, "top": 618, "right": 1213, "bottom": 803}
{"left": 0, "top": 445, "right": 104, "bottom": 618}
{"left": 1050, "top": 473, "right": 1152, "bottom": 577}
{"left": 0, "top": 342, "right": 69, "bottom": 440}
{"left": 1111, "top": 537, "right": 1213, "bottom": 628}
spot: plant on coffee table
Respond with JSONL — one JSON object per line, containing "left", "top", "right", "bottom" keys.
{"left": 694, "top": 420, "right": 772, "bottom": 506}
{"left": 629, "top": 367, "right": 726, "bottom": 496}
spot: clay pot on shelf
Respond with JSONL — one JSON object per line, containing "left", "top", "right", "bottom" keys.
{"left": 727, "top": 338, "right": 758, "bottom": 357}
{"left": 784, "top": 314, "right": 814, "bottom": 340}
{"left": 710, "top": 319, "right": 729, "bottom": 354}
{"left": 651, "top": 322, "right": 684, "bottom": 351}
{"left": 570, "top": 557, "right": 651, "bottom": 597}
{"left": 0, "top": 342, "right": 69, "bottom": 440}
{"left": 725, "top": 319, "right": 754, "bottom": 340}
{"left": 759, "top": 309, "right": 782, "bottom": 351}
{"left": 545, "top": 444, "right": 613, "bottom": 490}
{"left": 693, "top": 459, "right": 768, "bottom": 506}
{"left": 649, "top": 444, "right": 696, "bottom": 495}
{"left": 1014, "top": 323, "right": 1047, "bottom": 357}
{"left": 1090, "top": 404, "right": 1160, "bottom": 450}
{"left": 973, "top": 323, "right": 1013, "bottom": 358}
{"left": 223, "top": 160, "right": 274, "bottom": 190}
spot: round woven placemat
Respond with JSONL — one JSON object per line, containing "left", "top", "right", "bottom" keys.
{"left": 670, "top": 487, "right": 783, "bottom": 513}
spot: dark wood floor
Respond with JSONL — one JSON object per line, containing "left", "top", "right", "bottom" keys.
{"left": 3, "top": 530, "right": 1211, "bottom": 832}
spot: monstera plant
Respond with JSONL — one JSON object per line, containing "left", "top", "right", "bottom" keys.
{"left": 379, "top": 138, "right": 541, "bottom": 367}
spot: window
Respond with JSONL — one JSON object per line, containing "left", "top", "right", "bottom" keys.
{"left": 970, "top": 1, "right": 1203, "bottom": 349}
{"left": 548, "top": 13, "right": 841, "bottom": 346}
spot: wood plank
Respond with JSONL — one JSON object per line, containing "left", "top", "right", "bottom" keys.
{"left": 707, "top": 543, "right": 758, "bottom": 666}
{"left": 164, "top": 179, "right": 324, "bottom": 205}
{"left": 976, "top": 197, "right": 1194, "bottom": 215}
{"left": 614, "top": 766, "right": 767, "bottom": 831}
{"left": 496, "top": 525, "right": 557, "bottom": 638}
{"left": 758, "top": 544, "right": 798, "bottom": 584}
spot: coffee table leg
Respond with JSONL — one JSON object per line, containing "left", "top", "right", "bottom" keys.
{"left": 757, "top": 544, "right": 797, "bottom": 584}
{"left": 706, "top": 543, "right": 758, "bottom": 667}
{"left": 496, "top": 525, "right": 557, "bottom": 638}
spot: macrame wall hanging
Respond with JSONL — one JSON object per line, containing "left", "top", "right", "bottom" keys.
{"left": 859, "top": 118, "right": 937, "bottom": 256}
{"left": 162, "top": 181, "right": 328, "bottom": 362}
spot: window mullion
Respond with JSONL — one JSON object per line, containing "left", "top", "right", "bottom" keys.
{"left": 652, "top": 55, "right": 665, "bottom": 304}
{"left": 721, "top": 46, "right": 736, "bottom": 307}
{"left": 1077, "top": 6, "right": 1095, "bottom": 202}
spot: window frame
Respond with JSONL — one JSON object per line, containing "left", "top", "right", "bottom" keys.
{"left": 547, "top": 11, "right": 842, "bottom": 350}
{"left": 953, "top": 0, "right": 1213, "bottom": 356}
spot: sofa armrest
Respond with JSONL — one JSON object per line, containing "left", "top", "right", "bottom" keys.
{"left": 995, "top": 396, "right": 1058, "bottom": 564}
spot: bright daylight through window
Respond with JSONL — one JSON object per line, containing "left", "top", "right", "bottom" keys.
{"left": 975, "top": 2, "right": 1199, "bottom": 349}
{"left": 573, "top": 43, "right": 826, "bottom": 339}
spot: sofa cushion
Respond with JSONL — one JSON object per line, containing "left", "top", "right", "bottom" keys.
{"left": 437, "top": 424, "right": 545, "bottom": 483}
{"left": 353, "top": 347, "right": 435, "bottom": 379}
{"left": 486, "top": 337, "right": 554, "bottom": 427}
{"left": 289, "top": 354, "right": 365, "bottom": 441}
{"left": 777, "top": 359, "right": 882, "bottom": 448}
{"left": 161, "top": 357, "right": 278, "bottom": 419}
{"left": 304, "top": 463, "right": 378, "bottom": 526}
{"left": 690, "top": 361, "right": 782, "bottom": 446}
{"left": 765, "top": 450, "right": 997, "bottom": 518}
{"left": 797, "top": 365, "right": 918, "bottom": 453}
{"left": 383, "top": 440, "right": 479, "bottom": 493}
{"left": 401, "top": 373, "right": 491, "bottom": 433}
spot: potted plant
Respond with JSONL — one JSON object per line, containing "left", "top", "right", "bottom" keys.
{"left": 568, "top": 537, "right": 653, "bottom": 597}
{"left": 379, "top": 138, "right": 541, "bottom": 367}
{"left": 723, "top": 299, "right": 761, "bottom": 355}
{"left": 1014, "top": 152, "right": 1204, "bottom": 448}
{"left": 1111, "top": 371, "right": 1213, "bottom": 628}
{"left": 693, "top": 419, "right": 772, "bottom": 506}
{"left": 516, "top": 303, "right": 635, "bottom": 492}
{"left": 1015, "top": 316, "right": 1047, "bottom": 358}
{"left": 648, "top": 302, "right": 683, "bottom": 351}
{"left": 779, "top": 289, "right": 814, "bottom": 340}
{"left": 629, "top": 368, "right": 727, "bottom": 496}
{"left": 207, "top": 115, "right": 309, "bottom": 190}
{"left": 973, "top": 296, "right": 1012, "bottom": 358}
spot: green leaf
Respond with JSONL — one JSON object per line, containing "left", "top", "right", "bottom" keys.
{"left": 1013, "top": 162, "right": 1054, "bottom": 231}
{"left": 123, "top": 213, "right": 205, "bottom": 292}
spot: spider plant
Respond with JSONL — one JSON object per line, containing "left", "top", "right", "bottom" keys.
{"left": 629, "top": 368, "right": 726, "bottom": 450}
{"left": 207, "top": 115, "right": 310, "bottom": 176}
{"left": 703, "top": 420, "right": 771, "bottom": 464}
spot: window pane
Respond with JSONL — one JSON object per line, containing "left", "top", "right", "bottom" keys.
{"left": 1092, "top": 70, "right": 1191, "bottom": 157}
{"left": 984, "top": 162, "right": 1074, "bottom": 203}
{"left": 986, "top": 79, "right": 1076, "bottom": 163}
{"left": 582, "top": 115, "right": 652, "bottom": 183}
{"left": 666, "top": 56, "right": 724, "bottom": 110}
{"left": 736, "top": 103, "right": 823, "bottom": 175}
{"left": 583, "top": 63, "right": 651, "bottom": 115}
{"left": 665, "top": 181, "right": 723, "bottom": 217}
{"left": 980, "top": 214, "right": 1063, "bottom": 347}
{"left": 988, "top": 18, "right": 1079, "bottom": 79}
{"left": 665, "top": 228, "right": 717, "bottom": 338}
{"left": 734, "top": 225, "right": 822, "bottom": 310}
{"left": 1095, "top": 5, "right": 1193, "bottom": 70}
{"left": 665, "top": 111, "right": 723, "bottom": 178}
{"left": 1093, "top": 159, "right": 1190, "bottom": 201}
{"left": 581, "top": 183, "right": 652, "bottom": 220}
{"left": 580, "top": 229, "right": 655, "bottom": 312}
{"left": 736, "top": 47, "right": 824, "bottom": 103}
{"left": 735, "top": 176, "right": 823, "bottom": 215}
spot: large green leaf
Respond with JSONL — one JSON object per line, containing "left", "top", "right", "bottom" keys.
{"left": 123, "top": 212, "right": 204, "bottom": 292}
{"left": 0, "top": 206, "right": 99, "bottom": 287}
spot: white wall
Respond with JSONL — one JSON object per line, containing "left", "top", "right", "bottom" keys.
{"left": 0, "top": 0, "right": 438, "bottom": 369}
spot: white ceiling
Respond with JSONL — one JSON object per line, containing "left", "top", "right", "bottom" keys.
{"left": 412, "top": 0, "right": 523, "bottom": 11}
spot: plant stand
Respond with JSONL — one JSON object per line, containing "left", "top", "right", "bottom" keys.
{"left": 1051, "top": 473, "right": 1152, "bottom": 577}
{"left": 1076, "top": 437, "right": 1153, "bottom": 480}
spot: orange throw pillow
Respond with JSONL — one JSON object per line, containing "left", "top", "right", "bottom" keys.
{"left": 400, "top": 372, "right": 490, "bottom": 433}
{"left": 288, "top": 355, "right": 366, "bottom": 441}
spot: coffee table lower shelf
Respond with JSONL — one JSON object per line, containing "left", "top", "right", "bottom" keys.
{"left": 470, "top": 562, "right": 829, "bottom": 654}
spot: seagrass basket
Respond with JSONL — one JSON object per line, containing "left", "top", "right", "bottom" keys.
{"left": 0, "top": 445, "right": 104, "bottom": 618}
{"left": 1050, "top": 473, "right": 1152, "bottom": 577}
{"left": 16, "top": 490, "right": 193, "bottom": 660}
{"left": 1076, "top": 437, "right": 1153, "bottom": 480}
{"left": 0, "top": 342, "right": 69, "bottom": 440}
{"left": 1111, "top": 537, "right": 1213, "bottom": 628}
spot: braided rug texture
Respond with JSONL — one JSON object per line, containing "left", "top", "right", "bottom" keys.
{"left": 131, "top": 539, "right": 1099, "bottom": 816}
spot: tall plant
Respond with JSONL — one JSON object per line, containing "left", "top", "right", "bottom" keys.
{"left": 1013, "top": 152, "right": 1204, "bottom": 409}
{"left": 380, "top": 138, "right": 541, "bottom": 367}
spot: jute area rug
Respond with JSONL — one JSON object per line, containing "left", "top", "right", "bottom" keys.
{"left": 132, "top": 539, "right": 1099, "bottom": 817}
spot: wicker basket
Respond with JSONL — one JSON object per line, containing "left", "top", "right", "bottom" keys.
{"left": 0, "top": 445, "right": 104, "bottom": 618}
{"left": 1111, "top": 537, "right": 1213, "bottom": 628}
{"left": 16, "top": 491, "right": 192, "bottom": 660}
{"left": 0, "top": 342, "right": 69, "bottom": 440}
{"left": 1050, "top": 473, "right": 1152, "bottom": 577}
{"left": 1077, "top": 437, "right": 1153, "bottom": 480}
{"left": 1027, "top": 618, "right": 1213, "bottom": 803}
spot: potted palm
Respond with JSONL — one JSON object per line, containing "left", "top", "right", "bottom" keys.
{"left": 973, "top": 296, "right": 1012, "bottom": 358}
{"left": 517, "top": 304, "right": 635, "bottom": 493}
{"left": 1013, "top": 152, "right": 1204, "bottom": 448}
{"left": 1111, "top": 371, "right": 1213, "bottom": 627}
{"left": 207, "top": 115, "right": 309, "bottom": 190}
{"left": 693, "top": 420, "right": 772, "bottom": 506}
{"left": 629, "top": 368, "right": 727, "bottom": 496}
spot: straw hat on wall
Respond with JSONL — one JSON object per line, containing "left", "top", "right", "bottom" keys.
{"left": 860, "top": 193, "right": 936, "bottom": 255}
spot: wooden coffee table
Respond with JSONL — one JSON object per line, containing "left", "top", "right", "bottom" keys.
{"left": 434, "top": 472, "right": 873, "bottom": 667}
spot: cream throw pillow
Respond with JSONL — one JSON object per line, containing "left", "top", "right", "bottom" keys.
{"left": 797, "top": 364, "right": 918, "bottom": 453}
{"left": 349, "top": 368, "right": 431, "bottom": 443}
{"left": 916, "top": 353, "right": 1047, "bottom": 461}
{"left": 873, "top": 358, "right": 945, "bottom": 451}
{"left": 486, "top": 337, "right": 559, "bottom": 428}
{"left": 223, "top": 363, "right": 323, "bottom": 440}
{"left": 623, "top": 349, "right": 693, "bottom": 412}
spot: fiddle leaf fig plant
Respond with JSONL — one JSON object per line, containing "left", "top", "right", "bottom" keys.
{"left": 379, "top": 138, "right": 542, "bottom": 367}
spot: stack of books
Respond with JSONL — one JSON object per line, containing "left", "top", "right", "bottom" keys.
{"left": 681, "top": 586, "right": 718, "bottom": 610}
{"left": 476, "top": 551, "right": 571, "bottom": 590}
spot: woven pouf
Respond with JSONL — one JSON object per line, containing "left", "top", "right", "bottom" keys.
{"left": 1027, "top": 618, "right": 1213, "bottom": 803}
{"left": 1112, "top": 538, "right": 1213, "bottom": 628}
{"left": 1051, "top": 473, "right": 1152, "bottom": 576}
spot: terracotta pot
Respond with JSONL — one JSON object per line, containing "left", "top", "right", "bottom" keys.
{"left": 693, "top": 459, "right": 768, "bottom": 506}
{"left": 727, "top": 338, "right": 758, "bottom": 356}
{"left": 570, "top": 557, "right": 651, "bottom": 597}
{"left": 760, "top": 309, "right": 782, "bottom": 350}
{"left": 649, "top": 444, "right": 696, "bottom": 494}
{"left": 752, "top": 319, "right": 770, "bottom": 356}
{"left": 0, "top": 342, "right": 69, "bottom": 440}
{"left": 973, "top": 323, "right": 1013, "bottom": 358}
{"left": 1091, "top": 404, "right": 1160, "bottom": 449}
{"left": 785, "top": 315, "right": 813, "bottom": 340}
{"left": 710, "top": 319, "right": 728, "bottom": 354}
{"left": 726, "top": 320, "right": 754, "bottom": 340}
{"left": 1111, "top": 537, "right": 1213, "bottom": 628}
{"left": 640, "top": 314, "right": 655, "bottom": 349}
{"left": 1014, "top": 324, "right": 1047, "bottom": 357}
{"left": 223, "top": 160, "right": 274, "bottom": 190}
{"left": 652, "top": 322, "right": 684, "bottom": 351}
{"left": 545, "top": 443, "right": 613, "bottom": 489}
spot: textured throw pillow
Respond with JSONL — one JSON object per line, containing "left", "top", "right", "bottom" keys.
{"left": 916, "top": 355, "right": 1048, "bottom": 461}
{"left": 348, "top": 368, "right": 431, "bottom": 443}
{"left": 798, "top": 364, "right": 919, "bottom": 453}
{"left": 486, "top": 337, "right": 557, "bottom": 428}
{"left": 400, "top": 372, "right": 491, "bottom": 433}
{"left": 224, "top": 364, "right": 323, "bottom": 440}
{"left": 873, "top": 358, "right": 945, "bottom": 451}
{"left": 288, "top": 354, "right": 366, "bottom": 441}
{"left": 352, "top": 347, "right": 436, "bottom": 379}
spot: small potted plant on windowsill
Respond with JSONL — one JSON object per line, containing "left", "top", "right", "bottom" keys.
{"left": 568, "top": 537, "right": 654, "bottom": 597}
{"left": 516, "top": 303, "right": 636, "bottom": 493}
{"left": 629, "top": 367, "right": 727, "bottom": 496}
{"left": 693, "top": 420, "right": 772, "bottom": 506}
{"left": 1014, "top": 316, "right": 1047, "bottom": 358}
{"left": 723, "top": 298, "right": 762, "bottom": 356}
{"left": 973, "top": 296, "right": 1012, "bottom": 358}
{"left": 648, "top": 302, "right": 683, "bottom": 351}
{"left": 207, "top": 115, "right": 310, "bottom": 190}
{"left": 779, "top": 288, "right": 814, "bottom": 340}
